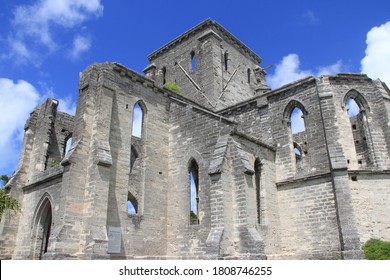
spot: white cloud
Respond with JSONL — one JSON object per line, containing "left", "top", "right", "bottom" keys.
{"left": 69, "top": 35, "right": 91, "bottom": 60}
{"left": 0, "top": 78, "right": 41, "bottom": 173}
{"left": 267, "top": 54, "right": 343, "bottom": 89}
{"left": 5, "top": 0, "right": 103, "bottom": 63}
{"left": 0, "top": 78, "right": 76, "bottom": 175}
{"left": 361, "top": 21, "right": 390, "bottom": 85}
{"left": 58, "top": 97, "right": 77, "bottom": 115}
{"left": 303, "top": 10, "right": 320, "bottom": 24}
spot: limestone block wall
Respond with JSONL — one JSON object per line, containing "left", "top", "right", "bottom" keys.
{"left": 349, "top": 173, "right": 390, "bottom": 243}
{"left": 275, "top": 178, "right": 341, "bottom": 259}
{"left": 93, "top": 63, "right": 171, "bottom": 258}
{"left": 167, "top": 99, "right": 229, "bottom": 258}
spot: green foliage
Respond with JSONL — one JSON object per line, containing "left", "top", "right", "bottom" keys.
{"left": 0, "top": 188, "right": 21, "bottom": 218}
{"left": 0, "top": 174, "right": 10, "bottom": 187}
{"left": 165, "top": 82, "right": 181, "bottom": 93}
{"left": 190, "top": 210, "right": 198, "bottom": 224}
{"left": 362, "top": 239, "right": 390, "bottom": 260}
{"left": 51, "top": 160, "right": 60, "bottom": 167}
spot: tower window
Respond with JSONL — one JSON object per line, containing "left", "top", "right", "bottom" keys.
{"left": 247, "top": 68, "right": 251, "bottom": 83}
{"left": 224, "top": 51, "right": 229, "bottom": 71}
{"left": 191, "top": 51, "right": 196, "bottom": 71}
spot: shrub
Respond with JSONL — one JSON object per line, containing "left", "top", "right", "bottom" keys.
{"left": 165, "top": 82, "right": 181, "bottom": 93}
{"left": 362, "top": 238, "right": 390, "bottom": 260}
{"left": 0, "top": 188, "right": 21, "bottom": 218}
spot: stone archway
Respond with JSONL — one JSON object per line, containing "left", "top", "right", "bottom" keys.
{"left": 31, "top": 197, "right": 52, "bottom": 259}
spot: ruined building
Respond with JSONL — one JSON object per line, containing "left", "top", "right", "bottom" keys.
{"left": 1, "top": 19, "right": 390, "bottom": 260}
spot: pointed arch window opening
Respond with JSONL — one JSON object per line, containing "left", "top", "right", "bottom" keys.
{"left": 127, "top": 192, "right": 138, "bottom": 215}
{"left": 132, "top": 103, "right": 143, "bottom": 138}
{"left": 64, "top": 135, "right": 72, "bottom": 156}
{"left": 290, "top": 107, "right": 306, "bottom": 135}
{"left": 294, "top": 143, "right": 303, "bottom": 162}
{"left": 32, "top": 198, "right": 52, "bottom": 260}
{"left": 189, "top": 160, "right": 199, "bottom": 225}
{"left": 345, "top": 97, "right": 372, "bottom": 166}
{"left": 346, "top": 98, "right": 360, "bottom": 118}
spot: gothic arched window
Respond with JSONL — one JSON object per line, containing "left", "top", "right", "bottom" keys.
{"left": 189, "top": 159, "right": 199, "bottom": 225}
{"left": 132, "top": 102, "right": 144, "bottom": 138}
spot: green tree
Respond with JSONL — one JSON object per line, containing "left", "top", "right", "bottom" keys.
{"left": 0, "top": 174, "right": 10, "bottom": 187}
{"left": 362, "top": 239, "right": 390, "bottom": 260}
{"left": 0, "top": 188, "right": 21, "bottom": 218}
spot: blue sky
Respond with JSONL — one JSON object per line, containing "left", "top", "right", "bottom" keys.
{"left": 1, "top": 0, "right": 390, "bottom": 176}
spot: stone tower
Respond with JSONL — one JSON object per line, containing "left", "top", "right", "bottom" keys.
{"left": 144, "top": 19, "right": 270, "bottom": 110}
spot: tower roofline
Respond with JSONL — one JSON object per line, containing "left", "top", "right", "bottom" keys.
{"left": 147, "top": 18, "right": 261, "bottom": 64}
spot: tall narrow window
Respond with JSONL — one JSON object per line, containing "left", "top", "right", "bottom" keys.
{"left": 162, "top": 67, "right": 167, "bottom": 85}
{"left": 347, "top": 98, "right": 360, "bottom": 117}
{"left": 346, "top": 96, "right": 371, "bottom": 166}
{"left": 224, "top": 51, "right": 229, "bottom": 71}
{"left": 294, "top": 142, "right": 303, "bottom": 162}
{"left": 189, "top": 160, "right": 199, "bottom": 225}
{"left": 290, "top": 107, "right": 306, "bottom": 134}
{"left": 191, "top": 51, "right": 196, "bottom": 71}
{"left": 254, "top": 159, "right": 261, "bottom": 224}
{"left": 247, "top": 68, "right": 251, "bottom": 83}
{"left": 64, "top": 135, "right": 72, "bottom": 155}
{"left": 132, "top": 102, "right": 143, "bottom": 138}
{"left": 127, "top": 192, "right": 138, "bottom": 215}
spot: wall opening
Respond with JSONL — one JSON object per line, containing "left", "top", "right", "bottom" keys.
{"left": 189, "top": 159, "right": 199, "bottom": 225}
{"left": 224, "top": 51, "right": 229, "bottom": 71}
{"left": 254, "top": 158, "right": 261, "bottom": 224}
{"left": 247, "top": 68, "right": 251, "bottom": 83}
{"left": 132, "top": 102, "right": 144, "bottom": 138}
{"left": 346, "top": 96, "right": 372, "bottom": 166}
{"left": 64, "top": 135, "right": 72, "bottom": 155}
{"left": 290, "top": 107, "right": 306, "bottom": 134}
{"left": 191, "top": 51, "right": 196, "bottom": 71}
{"left": 32, "top": 198, "right": 52, "bottom": 260}
{"left": 127, "top": 192, "right": 138, "bottom": 215}
{"left": 294, "top": 142, "right": 303, "bottom": 162}
{"left": 162, "top": 67, "right": 167, "bottom": 84}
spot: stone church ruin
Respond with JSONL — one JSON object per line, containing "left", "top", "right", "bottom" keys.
{"left": 1, "top": 19, "right": 390, "bottom": 260}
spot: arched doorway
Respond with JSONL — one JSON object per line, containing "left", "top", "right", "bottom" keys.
{"left": 31, "top": 197, "right": 53, "bottom": 259}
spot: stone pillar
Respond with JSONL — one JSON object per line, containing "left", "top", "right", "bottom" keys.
{"left": 316, "top": 77, "right": 365, "bottom": 259}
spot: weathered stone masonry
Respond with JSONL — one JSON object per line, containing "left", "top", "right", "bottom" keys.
{"left": 1, "top": 19, "right": 390, "bottom": 260}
